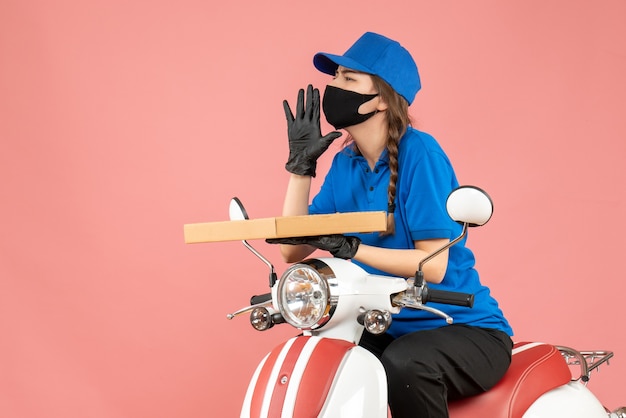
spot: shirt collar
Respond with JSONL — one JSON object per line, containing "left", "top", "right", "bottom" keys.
{"left": 345, "top": 145, "right": 390, "bottom": 165}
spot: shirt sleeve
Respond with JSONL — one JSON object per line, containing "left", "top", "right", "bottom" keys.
{"left": 402, "top": 148, "right": 458, "bottom": 242}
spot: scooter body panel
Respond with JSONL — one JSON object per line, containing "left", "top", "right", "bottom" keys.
{"left": 318, "top": 344, "right": 388, "bottom": 418}
{"left": 241, "top": 336, "right": 387, "bottom": 418}
{"left": 523, "top": 381, "right": 608, "bottom": 417}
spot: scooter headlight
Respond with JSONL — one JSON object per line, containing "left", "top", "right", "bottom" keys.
{"left": 277, "top": 262, "right": 332, "bottom": 330}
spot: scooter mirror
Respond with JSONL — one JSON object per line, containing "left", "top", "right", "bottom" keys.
{"left": 446, "top": 186, "right": 493, "bottom": 227}
{"left": 229, "top": 197, "right": 249, "bottom": 221}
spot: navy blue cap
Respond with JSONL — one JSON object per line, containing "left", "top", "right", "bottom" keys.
{"left": 313, "top": 32, "right": 421, "bottom": 105}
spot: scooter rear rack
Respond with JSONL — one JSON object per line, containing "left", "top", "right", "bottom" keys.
{"left": 556, "top": 346, "right": 614, "bottom": 383}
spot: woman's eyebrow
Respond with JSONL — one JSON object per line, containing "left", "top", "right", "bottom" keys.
{"left": 336, "top": 68, "right": 364, "bottom": 76}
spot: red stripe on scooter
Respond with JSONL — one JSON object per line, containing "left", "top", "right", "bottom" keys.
{"left": 292, "top": 338, "right": 355, "bottom": 418}
{"left": 249, "top": 339, "right": 289, "bottom": 418}
{"left": 266, "top": 337, "right": 310, "bottom": 417}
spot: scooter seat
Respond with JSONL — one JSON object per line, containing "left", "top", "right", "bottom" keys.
{"left": 448, "top": 342, "right": 572, "bottom": 418}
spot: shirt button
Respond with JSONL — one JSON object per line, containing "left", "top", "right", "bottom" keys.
{"left": 369, "top": 186, "right": 374, "bottom": 191}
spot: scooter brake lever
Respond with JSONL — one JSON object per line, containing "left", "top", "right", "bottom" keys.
{"left": 392, "top": 289, "right": 454, "bottom": 325}
{"left": 227, "top": 300, "right": 273, "bottom": 320}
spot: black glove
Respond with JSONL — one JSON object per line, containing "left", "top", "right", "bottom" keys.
{"left": 266, "top": 234, "right": 361, "bottom": 259}
{"left": 283, "top": 85, "right": 342, "bottom": 177}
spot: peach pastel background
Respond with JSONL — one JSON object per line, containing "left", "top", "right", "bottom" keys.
{"left": 1, "top": 1, "right": 625, "bottom": 416}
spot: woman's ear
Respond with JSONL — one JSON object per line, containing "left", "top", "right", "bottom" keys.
{"left": 376, "top": 95, "right": 389, "bottom": 112}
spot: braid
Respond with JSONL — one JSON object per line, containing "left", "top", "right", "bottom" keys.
{"left": 385, "top": 138, "right": 399, "bottom": 234}
{"left": 373, "top": 76, "right": 412, "bottom": 236}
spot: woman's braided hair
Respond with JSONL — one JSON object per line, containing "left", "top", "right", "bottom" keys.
{"left": 372, "top": 75, "right": 412, "bottom": 235}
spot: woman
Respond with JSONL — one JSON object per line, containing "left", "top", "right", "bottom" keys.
{"left": 269, "top": 32, "right": 513, "bottom": 418}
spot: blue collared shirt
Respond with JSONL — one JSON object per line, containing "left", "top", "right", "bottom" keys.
{"left": 310, "top": 127, "right": 513, "bottom": 337}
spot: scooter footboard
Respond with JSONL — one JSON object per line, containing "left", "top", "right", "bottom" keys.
{"left": 241, "top": 336, "right": 387, "bottom": 418}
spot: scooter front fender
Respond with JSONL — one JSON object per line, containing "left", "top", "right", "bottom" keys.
{"left": 241, "top": 336, "right": 387, "bottom": 418}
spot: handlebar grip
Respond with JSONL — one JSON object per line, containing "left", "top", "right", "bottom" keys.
{"left": 424, "top": 288, "right": 474, "bottom": 308}
{"left": 250, "top": 293, "right": 272, "bottom": 305}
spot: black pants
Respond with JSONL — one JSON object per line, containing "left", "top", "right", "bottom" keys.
{"left": 359, "top": 325, "right": 513, "bottom": 418}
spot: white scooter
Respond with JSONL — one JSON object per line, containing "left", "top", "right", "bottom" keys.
{"left": 212, "top": 186, "right": 625, "bottom": 417}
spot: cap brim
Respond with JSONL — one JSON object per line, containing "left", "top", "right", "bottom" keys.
{"left": 313, "top": 52, "right": 374, "bottom": 76}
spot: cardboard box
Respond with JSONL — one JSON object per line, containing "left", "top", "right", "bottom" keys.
{"left": 183, "top": 211, "right": 387, "bottom": 244}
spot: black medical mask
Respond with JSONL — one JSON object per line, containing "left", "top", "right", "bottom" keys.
{"left": 322, "top": 85, "right": 379, "bottom": 129}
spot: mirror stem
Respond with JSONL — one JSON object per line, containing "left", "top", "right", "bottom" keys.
{"left": 242, "top": 239, "right": 277, "bottom": 287}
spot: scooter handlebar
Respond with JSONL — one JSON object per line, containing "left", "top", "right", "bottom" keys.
{"left": 423, "top": 288, "right": 474, "bottom": 308}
